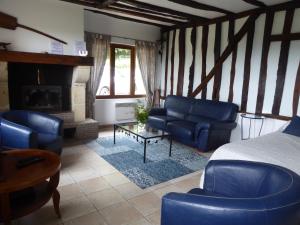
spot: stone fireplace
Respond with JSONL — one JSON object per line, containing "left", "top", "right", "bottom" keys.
{"left": 0, "top": 50, "right": 98, "bottom": 139}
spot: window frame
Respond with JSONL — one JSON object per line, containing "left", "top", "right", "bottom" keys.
{"left": 96, "top": 43, "right": 146, "bottom": 99}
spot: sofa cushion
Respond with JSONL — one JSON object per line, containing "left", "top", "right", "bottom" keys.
{"left": 189, "top": 99, "right": 238, "bottom": 122}
{"left": 167, "top": 120, "right": 196, "bottom": 141}
{"left": 147, "top": 115, "right": 179, "bottom": 131}
{"left": 165, "top": 95, "right": 194, "bottom": 119}
{"left": 283, "top": 116, "right": 300, "bottom": 137}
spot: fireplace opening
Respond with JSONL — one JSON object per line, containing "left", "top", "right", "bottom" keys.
{"left": 8, "top": 62, "right": 73, "bottom": 113}
{"left": 22, "top": 85, "right": 62, "bottom": 111}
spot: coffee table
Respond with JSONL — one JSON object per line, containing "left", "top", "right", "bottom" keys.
{"left": 113, "top": 122, "right": 172, "bottom": 163}
{"left": 0, "top": 149, "right": 61, "bottom": 225}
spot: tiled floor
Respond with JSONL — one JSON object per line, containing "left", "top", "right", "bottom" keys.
{"left": 10, "top": 129, "right": 212, "bottom": 225}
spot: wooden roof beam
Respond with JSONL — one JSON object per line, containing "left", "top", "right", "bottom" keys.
{"left": 107, "top": 5, "right": 186, "bottom": 24}
{"left": 120, "top": 0, "right": 209, "bottom": 22}
{"left": 85, "top": 9, "right": 169, "bottom": 28}
{"left": 242, "top": 0, "right": 266, "bottom": 8}
{"left": 167, "top": 0, "right": 235, "bottom": 15}
{"left": 98, "top": 0, "right": 120, "bottom": 8}
{"left": 112, "top": 2, "right": 187, "bottom": 20}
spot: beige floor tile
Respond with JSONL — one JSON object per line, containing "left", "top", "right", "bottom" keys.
{"left": 87, "top": 188, "right": 125, "bottom": 210}
{"left": 60, "top": 195, "right": 96, "bottom": 221}
{"left": 145, "top": 210, "right": 161, "bottom": 225}
{"left": 114, "top": 182, "right": 145, "bottom": 199}
{"left": 58, "top": 183, "right": 84, "bottom": 201}
{"left": 67, "top": 166, "right": 99, "bottom": 182}
{"left": 103, "top": 172, "right": 130, "bottom": 187}
{"left": 18, "top": 203, "right": 62, "bottom": 225}
{"left": 153, "top": 184, "right": 183, "bottom": 199}
{"left": 91, "top": 163, "right": 118, "bottom": 176}
{"left": 129, "top": 192, "right": 161, "bottom": 216}
{"left": 63, "top": 211, "right": 107, "bottom": 225}
{"left": 172, "top": 176, "right": 201, "bottom": 192}
{"left": 59, "top": 172, "right": 75, "bottom": 187}
{"left": 100, "top": 201, "right": 143, "bottom": 225}
{"left": 124, "top": 218, "right": 152, "bottom": 225}
{"left": 78, "top": 177, "right": 111, "bottom": 194}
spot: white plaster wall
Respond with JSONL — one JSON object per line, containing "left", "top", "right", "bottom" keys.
{"left": 84, "top": 10, "right": 161, "bottom": 42}
{"left": 161, "top": 10, "right": 300, "bottom": 141}
{"left": 0, "top": 0, "right": 84, "bottom": 55}
{"left": 95, "top": 98, "right": 145, "bottom": 125}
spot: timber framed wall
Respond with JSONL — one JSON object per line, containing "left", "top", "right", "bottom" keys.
{"left": 160, "top": 7, "right": 300, "bottom": 119}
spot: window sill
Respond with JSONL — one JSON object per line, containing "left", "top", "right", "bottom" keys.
{"left": 96, "top": 95, "right": 146, "bottom": 99}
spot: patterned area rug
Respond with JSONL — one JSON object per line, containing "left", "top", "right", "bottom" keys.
{"left": 93, "top": 136, "right": 208, "bottom": 189}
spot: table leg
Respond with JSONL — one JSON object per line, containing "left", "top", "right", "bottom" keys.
{"left": 169, "top": 138, "right": 173, "bottom": 157}
{"left": 144, "top": 140, "right": 147, "bottom": 163}
{"left": 49, "top": 172, "right": 61, "bottom": 218}
{"left": 114, "top": 125, "right": 116, "bottom": 144}
{"left": 52, "top": 189, "right": 61, "bottom": 218}
{"left": 0, "top": 193, "right": 11, "bottom": 225}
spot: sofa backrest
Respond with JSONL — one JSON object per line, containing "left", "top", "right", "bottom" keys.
{"left": 189, "top": 99, "right": 238, "bottom": 122}
{"left": 204, "top": 160, "right": 294, "bottom": 199}
{"left": 164, "top": 95, "right": 194, "bottom": 119}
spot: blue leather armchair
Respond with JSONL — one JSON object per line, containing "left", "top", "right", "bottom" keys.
{"left": 147, "top": 95, "right": 238, "bottom": 151}
{"left": 161, "top": 160, "right": 300, "bottom": 225}
{"left": 0, "top": 110, "right": 63, "bottom": 155}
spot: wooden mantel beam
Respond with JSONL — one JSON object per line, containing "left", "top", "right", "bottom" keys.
{"left": 167, "top": 0, "right": 235, "bottom": 15}
{"left": 191, "top": 14, "right": 259, "bottom": 97}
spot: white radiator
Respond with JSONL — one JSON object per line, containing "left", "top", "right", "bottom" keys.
{"left": 115, "top": 103, "right": 137, "bottom": 121}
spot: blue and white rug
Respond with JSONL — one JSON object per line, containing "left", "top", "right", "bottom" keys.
{"left": 91, "top": 136, "right": 208, "bottom": 189}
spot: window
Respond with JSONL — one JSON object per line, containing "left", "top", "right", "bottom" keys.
{"left": 97, "top": 44, "right": 146, "bottom": 98}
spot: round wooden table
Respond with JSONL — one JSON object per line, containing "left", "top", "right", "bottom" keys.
{"left": 0, "top": 149, "right": 61, "bottom": 225}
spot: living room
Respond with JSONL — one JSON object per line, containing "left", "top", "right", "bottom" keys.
{"left": 0, "top": 0, "right": 300, "bottom": 225}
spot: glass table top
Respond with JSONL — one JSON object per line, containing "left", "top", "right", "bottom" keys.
{"left": 115, "top": 122, "right": 169, "bottom": 139}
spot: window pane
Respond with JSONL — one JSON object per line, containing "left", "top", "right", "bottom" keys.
{"left": 115, "top": 48, "right": 131, "bottom": 95}
{"left": 97, "top": 57, "right": 110, "bottom": 96}
{"left": 135, "top": 58, "right": 146, "bottom": 95}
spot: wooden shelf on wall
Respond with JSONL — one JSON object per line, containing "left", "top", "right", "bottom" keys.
{"left": 0, "top": 50, "right": 94, "bottom": 66}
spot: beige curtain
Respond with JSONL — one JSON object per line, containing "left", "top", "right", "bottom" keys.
{"left": 136, "top": 41, "right": 157, "bottom": 108}
{"left": 85, "top": 32, "right": 111, "bottom": 119}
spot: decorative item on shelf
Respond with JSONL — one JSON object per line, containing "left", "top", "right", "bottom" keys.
{"left": 0, "top": 42, "right": 10, "bottom": 50}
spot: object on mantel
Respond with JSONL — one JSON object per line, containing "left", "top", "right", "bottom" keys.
{"left": 0, "top": 11, "right": 67, "bottom": 45}
{"left": 0, "top": 42, "right": 10, "bottom": 50}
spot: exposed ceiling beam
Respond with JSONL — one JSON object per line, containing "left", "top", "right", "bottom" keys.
{"left": 120, "top": 0, "right": 209, "bottom": 22}
{"left": 242, "top": 0, "right": 266, "bottom": 8}
{"left": 99, "top": 0, "right": 120, "bottom": 8}
{"left": 167, "top": 0, "right": 235, "bottom": 15}
{"left": 107, "top": 5, "right": 186, "bottom": 24}
{"left": 163, "top": 0, "right": 300, "bottom": 32}
{"left": 112, "top": 2, "right": 187, "bottom": 20}
{"left": 85, "top": 9, "right": 168, "bottom": 28}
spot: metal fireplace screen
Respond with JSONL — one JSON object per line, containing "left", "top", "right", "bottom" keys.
{"left": 22, "top": 85, "right": 62, "bottom": 112}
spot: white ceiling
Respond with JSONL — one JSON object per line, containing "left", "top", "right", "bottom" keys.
{"left": 84, "top": 0, "right": 293, "bottom": 27}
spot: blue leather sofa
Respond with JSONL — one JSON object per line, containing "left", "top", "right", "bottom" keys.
{"left": 0, "top": 110, "right": 63, "bottom": 155}
{"left": 161, "top": 160, "right": 300, "bottom": 225}
{"left": 147, "top": 95, "right": 238, "bottom": 151}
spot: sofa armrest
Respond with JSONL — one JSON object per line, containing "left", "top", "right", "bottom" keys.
{"left": 211, "top": 121, "right": 237, "bottom": 130}
{"left": 28, "top": 113, "right": 63, "bottom": 136}
{"left": 149, "top": 108, "right": 166, "bottom": 116}
{"left": 161, "top": 192, "right": 265, "bottom": 225}
{"left": 1, "top": 119, "right": 38, "bottom": 149}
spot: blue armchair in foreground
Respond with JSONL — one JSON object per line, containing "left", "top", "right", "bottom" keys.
{"left": 0, "top": 110, "right": 63, "bottom": 155}
{"left": 161, "top": 160, "right": 300, "bottom": 225}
